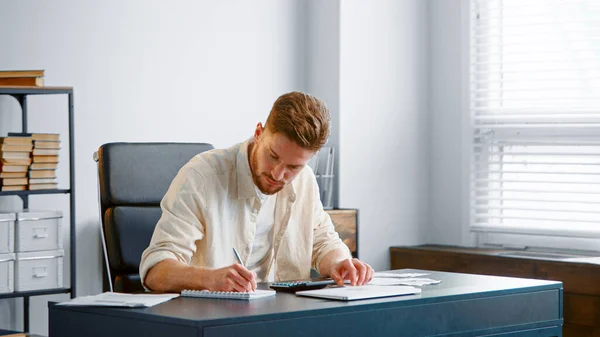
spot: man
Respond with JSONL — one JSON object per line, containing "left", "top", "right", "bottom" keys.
{"left": 141, "top": 91, "right": 373, "bottom": 292}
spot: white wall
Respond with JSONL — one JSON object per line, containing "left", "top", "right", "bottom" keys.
{"left": 427, "top": 0, "right": 471, "bottom": 246}
{"left": 339, "top": 0, "right": 430, "bottom": 271}
{"left": 0, "top": 0, "right": 437, "bottom": 334}
{"left": 0, "top": 0, "right": 306, "bottom": 334}
{"left": 304, "top": 0, "right": 342, "bottom": 208}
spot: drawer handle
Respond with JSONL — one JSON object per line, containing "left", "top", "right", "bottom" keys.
{"left": 33, "top": 228, "right": 49, "bottom": 239}
{"left": 33, "top": 267, "right": 48, "bottom": 278}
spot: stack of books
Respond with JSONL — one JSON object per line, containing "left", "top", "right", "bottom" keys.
{"left": 0, "top": 70, "right": 44, "bottom": 87}
{"left": 4, "top": 132, "right": 60, "bottom": 191}
{"left": 28, "top": 133, "right": 60, "bottom": 190}
{"left": 0, "top": 135, "right": 33, "bottom": 191}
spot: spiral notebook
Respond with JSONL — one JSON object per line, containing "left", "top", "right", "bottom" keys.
{"left": 181, "top": 289, "right": 276, "bottom": 301}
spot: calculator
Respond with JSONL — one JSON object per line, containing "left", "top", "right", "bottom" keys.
{"left": 269, "top": 279, "right": 337, "bottom": 293}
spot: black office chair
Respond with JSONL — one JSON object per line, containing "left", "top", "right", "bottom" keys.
{"left": 94, "top": 142, "right": 214, "bottom": 293}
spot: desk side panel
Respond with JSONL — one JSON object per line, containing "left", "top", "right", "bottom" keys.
{"left": 204, "top": 290, "right": 561, "bottom": 337}
{"left": 480, "top": 326, "right": 561, "bottom": 336}
{"left": 49, "top": 306, "right": 198, "bottom": 337}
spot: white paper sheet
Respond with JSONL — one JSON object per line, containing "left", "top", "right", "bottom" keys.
{"left": 373, "top": 272, "right": 429, "bottom": 278}
{"left": 296, "top": 285, "right": 421, "bottom": 301}
{"left": 57, "top": 292, "right": 180, "bottom": 308}
{"left": 563, "top": 256, "right": 600, "bottom": 264}
{"left": 369, "top": 277, "right": 442, "bottom": 286}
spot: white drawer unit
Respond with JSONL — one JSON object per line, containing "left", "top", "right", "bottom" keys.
{"left": 15, "top": 210, "right": 63, "bottom": 252}
{"left": 0, "top": 213, "right": 15, "bottom": 253}
{"left": 15, "top": 250, "right": 63, "bottom": 292}
{"left": 0, "top": 253, "right": 15, "bottom": 293}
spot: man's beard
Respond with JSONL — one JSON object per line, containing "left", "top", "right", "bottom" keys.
{"left": 251, "top": 146, "right": 284, "bottom": 195}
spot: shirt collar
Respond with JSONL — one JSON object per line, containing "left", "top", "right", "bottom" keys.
{"left": 235, "top": 138, "right": 296, "bottom": 201}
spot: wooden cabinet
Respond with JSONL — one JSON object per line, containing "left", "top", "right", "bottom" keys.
{"left": 390, "top": 244, "right": 600, "bottom": 337}
{"left": 326, "top": 209, "right": 358, "bottom": 258}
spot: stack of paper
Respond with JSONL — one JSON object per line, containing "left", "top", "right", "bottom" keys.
{"left": 369, "top": 272, "right": 442, "bottom": 286}
{"left": 57, "top": 292, "right": 179, "bottom": 308}
{"left": 369, "top": 277, "right": 442, "bottom": 286}
{"left": 373, "top": 272, "right": 430, "bottom": 278}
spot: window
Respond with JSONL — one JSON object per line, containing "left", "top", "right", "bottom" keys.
{"left": 470, "top": 0, "right": 600, "bottom": 242}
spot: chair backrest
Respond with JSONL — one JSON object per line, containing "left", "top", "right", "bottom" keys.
{"left": 95, "top": 142, "right": 214, "bottom": 292}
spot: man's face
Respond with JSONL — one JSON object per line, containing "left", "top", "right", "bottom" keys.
{"left": 250, "top": 124, "right": 315, "bottom": 195}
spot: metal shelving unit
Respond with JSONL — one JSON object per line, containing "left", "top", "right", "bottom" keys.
{"left": 0, "top": 86, "right": 75, "bottom": 333}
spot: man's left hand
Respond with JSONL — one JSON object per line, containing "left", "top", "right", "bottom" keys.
{"left": 330, "top": 258, "right": 374, "bottom": 286}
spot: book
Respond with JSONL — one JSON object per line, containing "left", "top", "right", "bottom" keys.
{"left": 32, "top": 148, "right": 59, "bottom": 156}
{"left": 31, "top": 133, "right": 60, "bottom": 141}
{"left": 0, "top": 164, "right": 28, "bottom": 173}
{"left": 295, "top": 285, "right": 421, "bottom": 301}
{"left": 0, "top": 70, "right": 44, "bottom": 78}
{"left": 32, "top": 155, "right": 58, "bottom": 163}
{"left": 181, "top": 289, "right": 276, "bottom": 301}
{"left": 28, "top": 170, "right": 55, "bottom": 179}
{"left": 8, "top": 132, "right": 60, "bottom": 141}
{"left": 1, "top": 158, "right": 31, "bottom": 166}
{"left": 0, "top": 77, "right": 44, "bottom": 87}
{"left": 29, "top": 162, "right": 58, "bottom": 170}
{"left": 0, "top": 151, "right": 30, "bottom": 159}
{"left": 0, "top": 136, "right": 32, "bottom": 145}
{"left": 1, "top": 185, "right": 26, "bottom": 191}
{"left": 1, "top": 178, "right": 28, "bottom": 186}
{"left": 28, "top": 183, "right": 57, "bottom": 190}
{"left": 0, "top": 144, "right": 33, "bottom": 152}
{"left": 32, "top": 140, "right": 60, "bottom": 149}
{"left": 0, "top": 172, "right": 27, "bottom": 178}
{"left": 28, "top": 178, "right": 56, "bottom": 184}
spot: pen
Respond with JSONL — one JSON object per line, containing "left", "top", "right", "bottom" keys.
{"left": 233, "top": 248, "right": 244, "bottom": 266}
{"left": 233, "top": 247, "right": 257, "bottom": 292}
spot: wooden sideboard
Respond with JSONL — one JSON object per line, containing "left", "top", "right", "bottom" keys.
{"left": 391, "top": 244, "right": 600, "bottom": 337}
{"left": 326, "top": 209, "right": 358, "bottom": 258}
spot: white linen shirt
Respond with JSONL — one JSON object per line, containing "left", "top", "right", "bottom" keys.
{"left": 139, "top": 139, "right": 351, "bottom": 289}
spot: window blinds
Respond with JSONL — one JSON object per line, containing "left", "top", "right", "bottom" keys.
{"left": 470, "top": 0, "right": 600, "bottom": 237}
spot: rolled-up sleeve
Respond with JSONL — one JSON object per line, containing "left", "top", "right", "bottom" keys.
{"left": 139, "top": 166, "right": 207, "bottom": 288}
{"left": 310, "top": 179, "right": 351, "bottom": 273}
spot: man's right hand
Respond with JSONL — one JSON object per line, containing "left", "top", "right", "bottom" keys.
{"left": 144, "top": 259, "right": 257, "bottom": 293}
{"left": 205, "top": 264, "right": 257, "bottom": 292}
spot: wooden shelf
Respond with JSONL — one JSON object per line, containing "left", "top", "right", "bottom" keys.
{"left": 390, "top": 244, "right": 600, "bottom": 337}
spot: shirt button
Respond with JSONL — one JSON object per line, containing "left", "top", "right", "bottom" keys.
{"left": 252, "top": 209, "right": 258, "bottom": 214}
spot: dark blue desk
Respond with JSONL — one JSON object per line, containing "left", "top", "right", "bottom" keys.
{"left": 48, "top": 269, "right": 563, "bottom": 337}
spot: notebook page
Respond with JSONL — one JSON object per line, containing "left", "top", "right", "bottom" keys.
{"left": 181, "top": 289, "right": 276, "bottom": 300}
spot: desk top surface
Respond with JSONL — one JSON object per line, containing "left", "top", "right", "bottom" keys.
{"left": 51, "top": 269, "right": 562, "bottom": 327}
